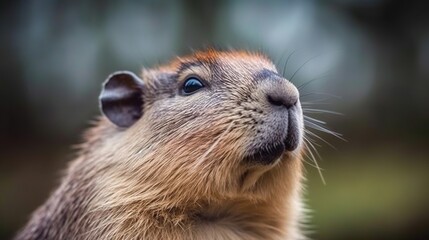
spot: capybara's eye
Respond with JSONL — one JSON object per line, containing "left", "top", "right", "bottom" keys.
{"left": 182, "top": 77, "right": 204, "bottom": 95}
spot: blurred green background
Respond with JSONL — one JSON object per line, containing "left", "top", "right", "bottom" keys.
{"left": 1, "top": 0, "right": 429, "bottom": 239}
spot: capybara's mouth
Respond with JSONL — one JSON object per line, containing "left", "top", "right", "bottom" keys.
{"left": 243, "top": 141, "right": 285, "bottom": 165}
{"left": 284, "top": 110, "right": 300, "bottom": 151}
{"left": 244, "top": 109, "right": 301, "bottom": 165}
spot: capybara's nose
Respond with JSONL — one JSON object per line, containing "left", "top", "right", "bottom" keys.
{"left": 266, "top": 84, "right": 299, "bottom": 109}
{"left": 261, "top": 76, "right": 299, "bottom": 109}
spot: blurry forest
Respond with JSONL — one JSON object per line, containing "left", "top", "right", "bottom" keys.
{"left": 1, "top": 0, "right": 429, "bottom": 239}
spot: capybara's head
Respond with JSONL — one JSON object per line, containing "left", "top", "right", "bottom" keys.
{"left": 97, "top": 50, "right": 304, "bottom": 214}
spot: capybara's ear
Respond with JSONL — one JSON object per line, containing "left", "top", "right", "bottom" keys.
{"left": 99, "top": 71, "right": 144, "bottom": 128}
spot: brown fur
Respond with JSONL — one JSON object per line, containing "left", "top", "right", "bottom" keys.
{"left": 16, "top": 50, "right": 306, "bottom": 240}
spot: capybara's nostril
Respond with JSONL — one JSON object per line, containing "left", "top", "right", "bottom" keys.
{"left": 267, "top": 94, "right": 297, "bottom": 108}
{"left": 266, "top": 83, "right": 299, "bottom": 109}
{"left": 259, "top": 72, "right": 299, "bottom": 109}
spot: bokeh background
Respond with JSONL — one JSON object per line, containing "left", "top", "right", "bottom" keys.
{"left": 1, "top": 0, "right": 429, "bottom": 239}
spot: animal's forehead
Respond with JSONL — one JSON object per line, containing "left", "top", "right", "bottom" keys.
{"left": 175, "top": 50, "right": 277, "bottom": 76}
{"left": 141, "top": 50, "right": 279, "bottom": 87}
